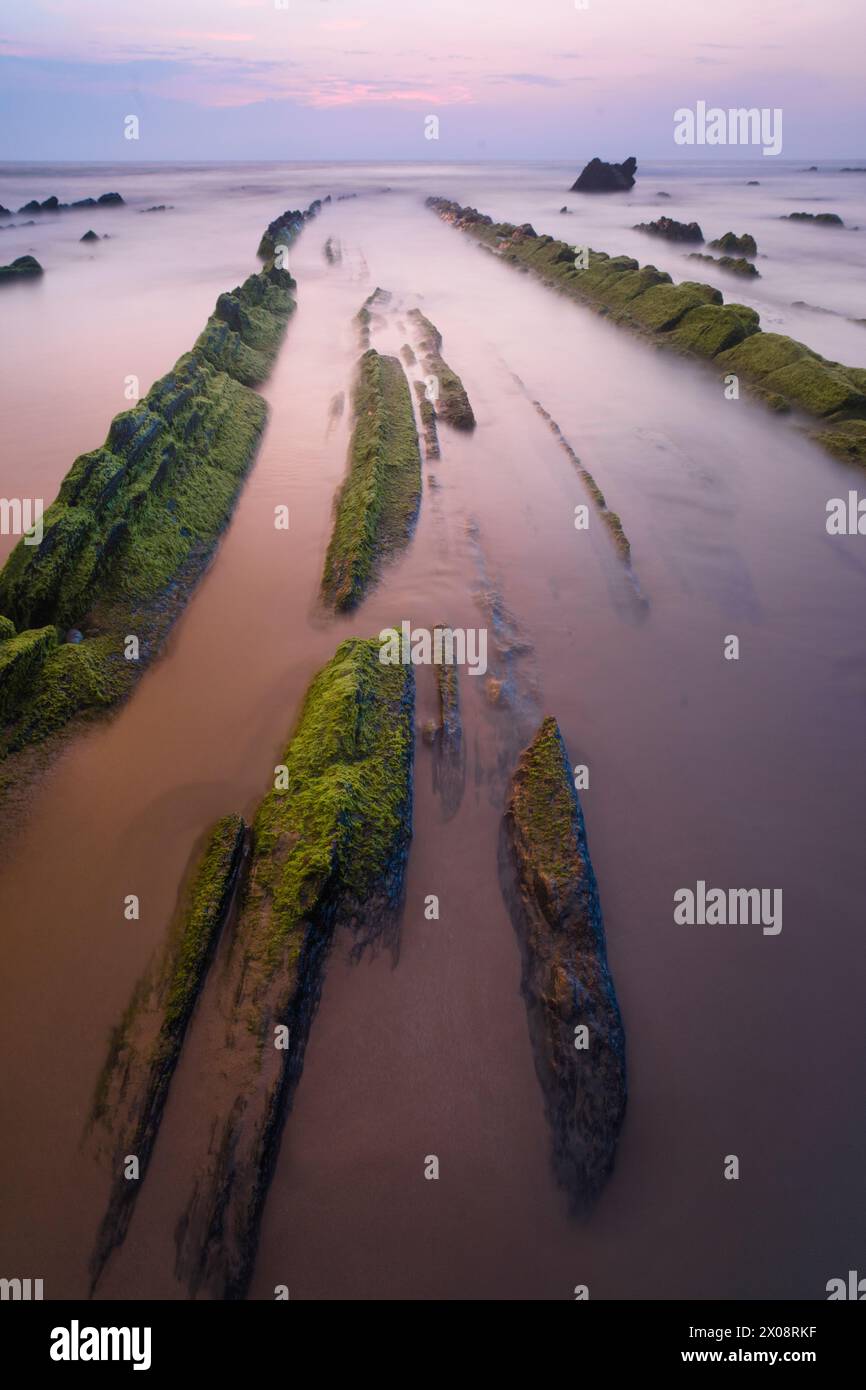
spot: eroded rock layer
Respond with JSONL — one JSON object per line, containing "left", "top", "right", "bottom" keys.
{"left": 504, "top": 716, "right": 626, "bottom": 1206}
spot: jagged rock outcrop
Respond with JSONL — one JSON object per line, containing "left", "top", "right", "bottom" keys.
{"left": 571, "top": 156, "right": 637, "bottom": 193}
{"left": 634, "top": 215, "right": 704, "bottom": 243}
{"left": 504, "top": 717, "right": 626, "bottom": 1205}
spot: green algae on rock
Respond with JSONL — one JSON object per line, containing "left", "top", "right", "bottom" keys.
{"left": 88, "top": 814, "right": 246, "bottom": 1291}
{"left": 408, "top": 308, "right": 476, "bottom": 430}
{"left": 355, "top": 286, "right": 391, "bottom": 348}
{"left": 413, "top": 379, "right": 441, "bottom": 460}
{"left": 531, "top": 400, "right": 631, "bottom": 562}
{"left": 175, "top": 637, "right": 414, "bottom": 1298}
{"left": 322, "top": 349, "right": 422, "bottom": 611}
{"left": 504, "top": 716, "right": 626, "bottom": 1206}
{"left": 0, "top": 254, "right": 43, "bottom": 283}
{"left": 425, "top": 196, "right": 866, "bottom": 467}
{"left": 634, "top": 216, "right": 703, "bottom": 243}
{"left": 0, "top": 203, "right": 319, "bottom": 763}
{"left": 708, "top": 231, "right": 757, "bottom": 257}
{"left": 783, "top": 211, "right": 844, "bottom": 226}
{"left": 688, "top": 251, "right": 760, "bottom": 278}
{"left": 430, "top": 625, "right": 465, "bottom": 818}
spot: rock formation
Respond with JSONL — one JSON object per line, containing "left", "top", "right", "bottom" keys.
{"left": 634, "top": 215, "right": 704, "bottom": 243}
{"left": 0, "top": 254, "right": 43, "bottom": 283}
{"left": 321, "top": 349, "right": 422, "bottom": 611}
{"left": 570, "top": 156, "right": 637, "bottom": 193}
{"left": 504, "top": 717, "right": 626, "bottom": 1205}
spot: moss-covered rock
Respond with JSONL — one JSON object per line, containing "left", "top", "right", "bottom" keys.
{"left": 784, "top": 212, "right": 844, "bottom": 226}
{"left": 667, "top": 302, "right": 760, "bottom": 357}
{"left": 322, "top": 350, "right": 421, "bottom": 611}
{"left": 0, "top": 255, "right": 43, "bottom": 283}
{"left": 355, "top": 286, "right": 391, "bottom": 349}
{"left": 193, "top": 266, "right": 296, "bottom": 386}
{"left": 414, "top": 380, "right": 441, "bottom": 460}
{"left": 408, "top": 308, "right": 476, "bottom": 430}
{"left": 504, "top": 716, "right": 626, "bottom": 1206}
{"left": 626, "top": 280, "right": 722, "bottom": 332}
{"left": 0, "top": 625, "right": 58, "bottom": 722}
{"left": 0, "top": 615, "right": 16, "bottom": 640}
{"left": 426, "top": 196, "right": 866, "bottom": 467}
{"left": 817, "top": 418, "right": 866, "bottom": 467}
{"left": 708, "top": 231, "right": 757, "bottom": 256}
{"left": 88, "top": 813, "right": 246, "bottom": 1291}
{"left": 0, "top": 204, "right": 316, "bottom": 760}
{"left": 688, "top": 251, "right": 760, "bottom": 277}
{"left": 175, "top": 638, "right": 414, "bottom": 1297}
{"left": 634, "top": 216, "right": 703, "bottom": 243}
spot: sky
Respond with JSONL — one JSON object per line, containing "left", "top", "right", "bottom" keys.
{"left": 0, "top": 0, "right": 864, "bottom": 162}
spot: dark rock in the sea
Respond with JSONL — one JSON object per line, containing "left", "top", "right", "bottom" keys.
{"left": 747, "top": 180, "right": 760, "bottom": 186}
{"left": 430, "top": 626, "right": 465, "bottom": 818}
{"left": 80, "top": 230, "right": 100, "bottom": 243}
{"left": 804, "top": 166, "right": 819, "bottom": 172}
{"left": 571, "top": 155, "right": 636, "bottom": 193}
{"left": 840, "top": 167, "right": 866, "bottom": 173}
{"left": 0, "top": 205, "right": 10, "bottom": 218}
{"left": 88, "top": 814, "right": 247, "bottom": 1291}
{"left": 140, "top": 205, "right": 172, "bottom": 213}
{"left": 503, "top": 716, "right": 626, "bottom": 1207}
{"left": 18, "top": 191, "right": 125, "bottom": 215}
{"left": 65, "top": 629, "right": 84, "bottom": 645}
{"left": 0, "top": 255, "right": 44, "bottom": 283}
{"left": 634, "top": 215, "right": 703, "bottom": 243}
{"left": 559, "top": 205, "right": 569, "bottom": 214}
{"left": 688, "top": 252, "right": 760, "bottom": 278}
{"left": 784, "top": 211, "right": 844, "bottom": 226}
{"left": 656, "top": 191, "right": 671, "bottom": 198}
{"left": 708, "top": 231, "right": 757, "bottom": 257}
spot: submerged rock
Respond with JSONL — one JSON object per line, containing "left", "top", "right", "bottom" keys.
{"left": 175, "top": 639, "right": 414, "bottom": 1298}
{"left": 80, "top": 230, "right": 100, "bottom": 243}
{"left": 17, "top": 192, "right": 125, "bottom": 214}
{"left": 634, "top": 215, "right": 704, "bottom": 243}
{"left": 0, "top": 254, "right": 43, "bottom": 283}
{"left": 88, "top": 814, "right": 247, "bottom": 1291}
{"left": 571, "top": 155, "right": 637, "bottom": 193}
{"left": 688, "top": 252, "right": 760, "bottom": 278}
{"left": 783, "top": 211, "right": 844, "bottom": 225}
{"left": 503, "top": 717, "right": 626, "bottom": 1206}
